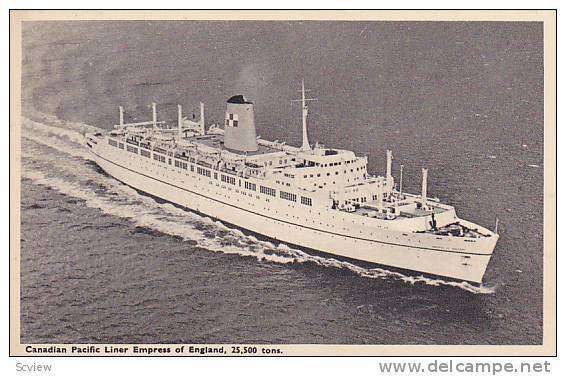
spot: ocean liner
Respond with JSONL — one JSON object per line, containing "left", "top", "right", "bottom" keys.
{"left": 85, "top": 81, "right": 498, "bottom": 284}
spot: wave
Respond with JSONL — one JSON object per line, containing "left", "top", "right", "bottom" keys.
{"left": 22, "top": 132, "right": 90, "bottom": 160}
{"left": 22, "top": 117, "right": 99, "bottom": 144}
{"left": 20, "top": 114, "right": 495, "bottom": 294}
{"left": 23, "top": 110, "right": 104, "bottom": 134}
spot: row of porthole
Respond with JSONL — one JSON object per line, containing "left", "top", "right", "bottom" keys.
{"left": 118, "top": 154, "right": 445, "bottom": 246}
{"left": 131, "top": 151, "right": 311, "bottom": 205}
{"left": 135, "top": 165, "right": 452, "bottom": 249}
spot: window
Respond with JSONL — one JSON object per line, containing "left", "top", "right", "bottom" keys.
{"left": 125, "top": 145, "right": 138, "bottom": 154}
{"left": 108, "top": 139, "right": 118, "bottom": 147}
{"left": 301, "top": 196, "right": 312, "bottom": 206}
{"left": 197, "top": 167, "right": 211, "bottom": 178}
{"left": 140, "top": 149, "right": 151, "bottom": 158}
{"left": 174, "top": 160, "right": 187, "bottom": 169}
{"left": 260, "top": 186, "right": 276, "bottom": 196}
{"left": 221, "top": 174, "right": 235, "bottom": 185}
{"left": 118, "top": 143, "right": 124, "bottom": 149}
{"left": 153, "top": 153, "right": 166, "bottom": 163}
{"left": 280, "top": 191, "right": 297, "bottom": 202}
{"left": 244, "top": 181, "right": 256, "bottom": 191}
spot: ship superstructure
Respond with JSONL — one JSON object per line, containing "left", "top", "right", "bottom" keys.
{"left": 86, "top": 81, "right": 498, "bottom": 284}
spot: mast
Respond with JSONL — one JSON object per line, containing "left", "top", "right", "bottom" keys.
{"left": 421, "top": 168, "right": 428, "bottom": 207}
{"left": 300, "top": 80, "right": 310, "bottom": 151}
{"left": 199, "top": 102, "right": 205, "bottom": 135}
{"left": 495, "top": 217, "right": 499, "bottom": 234}
{"left": 119, "top": 106, "right": 124, "bottom": 126}
{"left": 399, "top": 164, "right": 404, "bottom": 194}
{"left": 177, "top": 104, "right": 183, "bottom": 137}
{"left": 386, "top": 150, "right": 393, "bottom": 180}
{"left": 291, "top": 79, "right": 317, "bottom": 151}
{"left": 152, "top": 102, "right": 157, "bottom": 130}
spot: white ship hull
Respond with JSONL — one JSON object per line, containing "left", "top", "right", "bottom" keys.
{"left": 88, "top": 141, "right": 496, "bottom": 284}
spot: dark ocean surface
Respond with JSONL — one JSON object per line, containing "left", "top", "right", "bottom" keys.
{"left": 20, "top": 21, "right": 544, "bottom": 345}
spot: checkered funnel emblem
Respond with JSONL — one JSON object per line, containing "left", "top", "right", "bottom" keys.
{"left": 225, "top": 113, "right": 239, "bottom": 127}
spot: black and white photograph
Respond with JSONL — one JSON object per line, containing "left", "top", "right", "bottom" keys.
{"left": 9, "top": 10, "right": 556, "bottom": 357}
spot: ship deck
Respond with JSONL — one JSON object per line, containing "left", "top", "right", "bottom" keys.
{"left": 352, "top": 199, "right": 448, "bottom": 219}
{"left": 188, "top": 134, "right": 282, "bottom": 156}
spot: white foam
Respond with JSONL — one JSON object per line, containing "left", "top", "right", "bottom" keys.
{"left": 22, "top": 169, "right": 280, "bottom": 263}
{"left": 24, "top": 112, "right": 104, "bottom": 134}
{"left": 23, "top": 117, "right": 88, "bottom": 145}
{"left": 22, "top": 133, "right": 91, "bottom": 160}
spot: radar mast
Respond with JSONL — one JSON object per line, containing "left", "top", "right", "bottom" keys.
{"left": 291, "top": 79, "right": 317, "bottom": 151}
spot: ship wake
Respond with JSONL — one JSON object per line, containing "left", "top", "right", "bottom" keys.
{"left": 20, "top": 114, "right": 495, "bottom": 295}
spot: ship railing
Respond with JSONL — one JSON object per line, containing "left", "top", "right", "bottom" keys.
{"left": 196, "top": 160, "right": 213, "bottom": 169}
{"left": 174, "top": 154, "right": 190, "bottom": 161}
{"left": 223, "top": 169, "right": 238, "bottom": 176}
{"left": 115, "top": 120, "right": 167, "bottom": 129}
{"left": 153, "top": 147, "right": 168, "bottom": 154}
